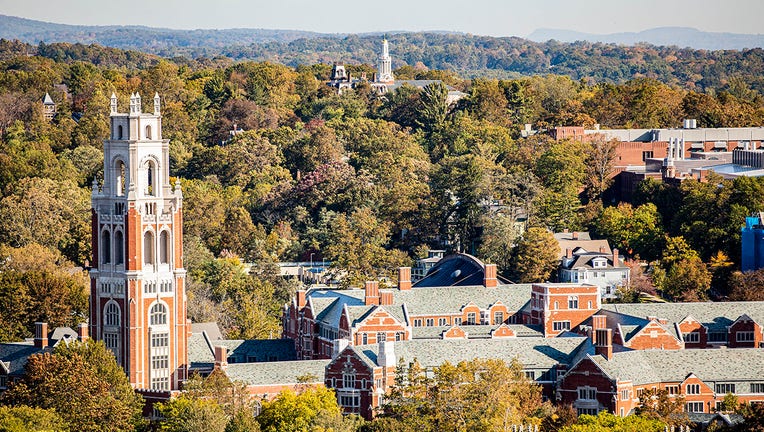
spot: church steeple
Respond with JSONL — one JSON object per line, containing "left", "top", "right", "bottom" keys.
{"left": 377, "top": 37, "right": 394, "bottom": 84}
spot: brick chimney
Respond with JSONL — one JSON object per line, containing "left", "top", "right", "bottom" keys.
{"left": 595, "top": 328, "right": 613, "bottom": 360}
{"left": 214, "top": 345, "right": 228, "bottom": 369}
{"left": 612, "top": 248, "right": 619, "bottom": 266}
{"left": 398, "top": 267, "right": 412, "bottom": 291}
{"left": 34, "top": 322, "right": 48, "bottom": 348}
{"left": 77, "top": 323, "right": 89, "bottom": 341}
{"left": 365, "top": 281, "right": 380, "bottom": 306}
{"left": 296, "top": 290, "right": 307, "bottom": 308}
{"left": 572, "top": 231, "right": 579, "bottom": 240}
{"left": 566, "top": 248, "right": 573, "bottom": 259}
{"left": 379, "top": 290, "right": 394, "bottom": 306}
{"left": 599, "top": 245, "right": 605, "bottom": 253}
{"left": 591, "top": 315, "right": 606, "bottom": 344}
{"left": 484, "top": 264, "right": 498, "bottom": 288}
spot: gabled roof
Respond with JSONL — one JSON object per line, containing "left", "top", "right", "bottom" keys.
{"left": 0, "top": 342, "right": 50, "bottom": 377}
{"left": 586, "top": 348, "right": 764, "bottom": 386}
{"left": 224, "top": 360, "right": 329, "bottom": 387}
{"left": 411, "top": 324, "right": 543, "bottom": 339}
{"left": 395, "top": 285, "right": 532, "bottom": 317}
{"left": 600, "top": 302, "right": 764, "bottom": 333}
{"left": 355, "top": 336, "right": 592, "bottom": 371}
{"left": 560, "top": 252, "right": 624, "bottom": 270}
{"left": 190, "top": 322, "right": 223, "bottom": 341}
{"left": 187, "top": 331, "right": 216, "bottom": 370}
{"left": 218, "top": 339, "right": 297, "bottom": 363}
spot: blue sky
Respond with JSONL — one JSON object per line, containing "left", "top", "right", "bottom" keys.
{"left": 1, "top": 0, "right": 762, "bottom": 37}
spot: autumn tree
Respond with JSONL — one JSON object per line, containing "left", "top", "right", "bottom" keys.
{"left": 728, "top": 269, "right": 764, "bottom": 301}
{"left": 1, "top": 340, "right": 143, "bottom": 432}
{"left": 634, "top": 388, "right": 688, "bottom": 428}
{"left": 593, "top": 203, "right": 664, "bottom": 261}
{"left": 511, "top": 227, "right": 559, "bottom": 283}
{"left": 652, "top": 236, "right": 711, "bottom": 301}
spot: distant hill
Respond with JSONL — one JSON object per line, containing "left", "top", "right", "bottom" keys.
{"left": 0, "top": 14, "right": 339, "bottom": 53}
{"left": 5, "top": 14, "right": 764, "bottom": 95}
{"left": 528, "top": 27, "right": 764, "bottom": 51}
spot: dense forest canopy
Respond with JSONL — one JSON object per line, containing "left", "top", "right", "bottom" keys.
{"left": 2, "top": 37, "right": 764, "bottom": 343}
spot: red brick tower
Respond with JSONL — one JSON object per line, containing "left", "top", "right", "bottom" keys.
{"left": 90, "top": 92, "right": 189, "bottom": 391}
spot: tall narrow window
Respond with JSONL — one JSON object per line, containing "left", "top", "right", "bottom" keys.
{"left": 145, "top": 125, "right": 152, "bottom": 140}
{"left": 116, "top": 161, "right": 126, "bottom": 196}
{"left": 117, "top": 125, "right": 123, "bottom": 140}
{"left": 114, "top": 231, "right": 124, "bottom": 265}
{"left": 159, "top": 231, "right": 170, "bottom": 264}
{"left": 101, "top": 231, "right": 111, "bottom": 264}
{"left": 146, "top": 161, "right": 155, "bottom": 196}
{"left": 143, "top": 231, "right": 155, "bottom": 265}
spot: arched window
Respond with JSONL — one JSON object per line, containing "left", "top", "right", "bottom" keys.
{"left": 101, "top": 231, "right": 111, "bottom": 264}
{"left": 105, "top": 303, "right": 121, "bottom": 327}
{"left": 143, "top": 231, "right": 155, "bottom": 265}
{"left": 150, "top": 303, "right": 167, "bottom": 326}
{"left": 159, "top": 231, "right": 170, "bottom": 264}
{"left": 117, "top": 125, "right": 123, "bottom": 140}
{"left": 145, "top": 161, "right": 155, "bottom": 196}
{"left": 114, "top": 231, "right": 124, "bottom": 265}
{"left": 115, "top": 160, "right": 126, "bottom": 196}
{"left": 145, "top": 125, "right": 152, "bottom": 140}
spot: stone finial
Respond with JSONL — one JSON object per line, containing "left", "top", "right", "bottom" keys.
{"left": 110, "top": 92, "right": 118, "bottom": 114}
{"left": 153, "top": 92, "right": 160, "bottom": 115}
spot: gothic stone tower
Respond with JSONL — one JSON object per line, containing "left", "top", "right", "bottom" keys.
{"left": 90, "top": 92, "right": 189, "bottom": 391}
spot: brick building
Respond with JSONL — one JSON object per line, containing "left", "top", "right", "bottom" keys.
{"left": 559, "top": 347, "right": 764, "bottom": 416}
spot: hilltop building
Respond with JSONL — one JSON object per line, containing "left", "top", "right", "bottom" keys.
{"left": 89, "top": 92, "right": 189, "bottom": 394}
{"left": 554, "top": 231, "right": 629, "bottom": 299}
{"left": 327, "top": 38, "right": 466, "bottom": 103}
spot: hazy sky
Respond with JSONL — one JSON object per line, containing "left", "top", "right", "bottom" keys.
{"left": 1, "top": 0, "right": 763, "bottom": 37}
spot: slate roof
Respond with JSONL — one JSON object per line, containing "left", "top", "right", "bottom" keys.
{"left": 600, "top": 301, "right": 764, "bottom": 333}
{"left": 414, "top": 254, "right": 485, "bottom": 287}
{"left": 190, "top": 322, "right": 223, "bottom": 341}
{"left": 355, "top": 336, "right": 592, "bottom": 371}
{"left": 411, "top": 324, "right": 543, "bottom": 339}
{"left": 188, "top": 331, "right": 215, "bottom": 370}
{"left": 560, "top": 252, "right": 623, "bottom": 270}
{"left": 219, "top": 339, "right": 297, "bottom": 363}
{"left": 554, "top": 232, "right": 612, "bottom": 258}
{"left": 587, "top": 348, "right": 764, "bottom": 387}
{"left": 0, "top": 342, "right": 49, "bottom": 377}
{"left": 306, "top": 254, "right": 533, "bottom": 331}
{"left": 224, "top": 360, "right": 329, "bottom": 387}
{"left": 395, "top": 285, "right": 532, "bottom": 317}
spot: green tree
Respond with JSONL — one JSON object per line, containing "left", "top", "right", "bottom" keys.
{"left": 0, "top": 405, "right": 68, "bottom": 432}
{"left": 256, "top": 388, "right": 342, "bottom": 432}
{"left": 593, "top": 203, "right": 664, "bottom": 261}
{"left": 511, "top": 227, "right": 559, "bottom": 283}
{"left": 478, "top": 213, "right": 521, "bottom": 277}
{"left": 157, "top": 396, "right": 228, "bottom": 432}
{"left": 559, "top": 411, "right": 665, "bottom": 432}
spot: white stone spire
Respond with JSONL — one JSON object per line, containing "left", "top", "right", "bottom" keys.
{"left": 153, "top": 92, "right": 161, "bottom": 115}
{"left": 377, "top": 38, "right": 394, "bottom": 83}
